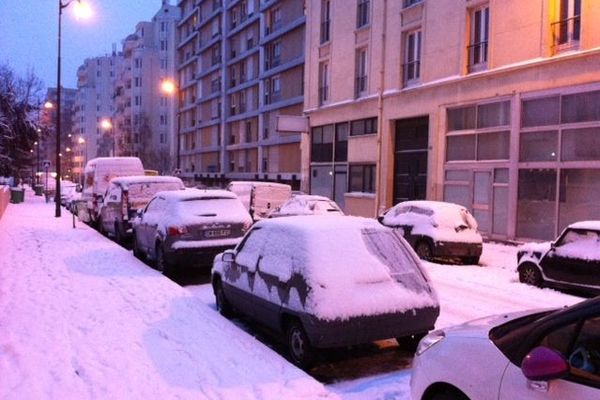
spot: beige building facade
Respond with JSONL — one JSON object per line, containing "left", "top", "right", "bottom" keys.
{"left": 303, "top": 0, "right": 600, "bottom": 241}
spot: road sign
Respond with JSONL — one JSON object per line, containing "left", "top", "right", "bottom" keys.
{"left": 42, "top": 160, "right": 51, "bottom": 169}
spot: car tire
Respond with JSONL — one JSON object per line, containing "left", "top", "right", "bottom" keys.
{"left": 286, "top": 320, "right": 316, "bottom": 369}
{"left": 214, "top": 279, "right": 234, "bottom": 318}
{"left": 415, "top": 241, "right": 432, "bottom": 260}
{"left": 114, "top": 222, "right": 123, "bottom": 245}
{"left": 132, "top": 232, "right": 144, "bottom": 261}
{"left": 155, "top": 244, "right": 171, "bottom": 275}
{"left": 519, "top": 263, "right": 543, "bottom": 287}
{"left": 430, "top": 388, "right": 470, "bottom": 400}
{"left": 461, "top": 256, "right": 480, "bottom": 265}
{"left": 396, "top": 333, "right": 426, "bottom": 352}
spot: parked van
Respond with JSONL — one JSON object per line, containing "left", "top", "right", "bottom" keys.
{"left": 77, "top": 157, "right": 145, "bottom": 225}
{"left": 227, "top": 181, "right": 292, "bottom": 220}
{"left": 99, "top": 175, "right": 184, "bottom": 245}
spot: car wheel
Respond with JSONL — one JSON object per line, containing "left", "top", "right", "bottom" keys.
{"left": 214, "top": 279, "right": 234, "bottom": 318}
{"left": 155, "top": 244, "right": 171, "bottom": 275}
{"left": 286, "top": 320, "right": 316, "bottom": 369}
{"left": 396, "top": 333, "right": 426, "bottom": 352}
{"left": 461, "top": 256, "right": 480, "bottom": 265}
{"left": 519, "top": 263, "right": 542, "bottom": 287}
{"left": 430, "top": 388, "right": 470, "bottom": 400}
{"left": 132, "top": 232, "right": 144, "bottom": 260}
{"left": 415, "top": 241, "right": 432, "bottom": 260}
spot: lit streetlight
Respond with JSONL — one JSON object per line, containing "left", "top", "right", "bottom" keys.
{"left": 52, "top": 0, "right": 91, "bottom": 217}
{"left": 100, "top": 118, "right": 115, "bottom": 156}
{"left": 160, "top": 78, "right": 181, "bottom": 171}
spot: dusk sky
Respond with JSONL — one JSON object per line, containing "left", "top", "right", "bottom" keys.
{"left": 0, "top": 0, "right": 170, "bottom": 91}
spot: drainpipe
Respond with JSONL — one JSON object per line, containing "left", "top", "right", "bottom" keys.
{"left": 374, "top": 0, "right": 387, "bottom": 217}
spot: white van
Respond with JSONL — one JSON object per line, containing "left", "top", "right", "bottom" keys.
{"left": 227, "top": 181, "right": 292, "bottom": 220}
{"left": 77, "top": 157, "right": 145, "bottom": 225}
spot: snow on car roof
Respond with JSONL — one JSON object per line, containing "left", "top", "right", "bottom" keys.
{"left": 228, "top": 181, "right": 291, "bottom": 188}
{"left": 110, "top": 175, "right": 184, "bottom": 188}
{"left": 567, "top": 220, "right": 600, "bottom": 231}
{"left": 393, "top": 200, "right": 467, "bottom": 212}
{"left": 253, "top": 216, "right": 438, "bottom": 320}
{"left": 159, "top": 188, "right": 238, "bottom": 201}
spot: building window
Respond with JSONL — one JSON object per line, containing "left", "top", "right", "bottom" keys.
{"left": 356, "top": 0, "right": 370, "bottom": 28}
{"left": 211, "top": 44, "right": 221, "bottom": 66}
{"left": 311, "top": 125, "right": 334, "bottom": 162}
{"left": 265, "top": 41, "right": 281, "bottom": 70}
{"left": 160, "top": 59, "right": 167, "bottom": 69}
{"left": 318, "top": 62, "right": 329, "bottom": 105}
{"left": 468, "top": 5, "right": 489, "bottom": 72}
{"left": 350, "top": 117, "right": 377, "bottom": 136}
{"left": 320, "top": 0, "right": 331, "bottom": 44}
{"left": 135, "top": 96, "right": 141, "bottom": 106}
{"left": 404, "top": 30, "right": 421, "bottom": 85}
{"left": 349, "top": 164, "right": 375, "bottom": 193}
{"left": 355, "top": 48, "right": 368, "bottom": 97}
{"left": 264, "top": 76, "right": 281, "bottom": 105}
{"left": 403, "top": 0, "right": 422, "bottom": 8}
{"left": 135, "top": 58, "right": 142, "bottom": 69}
{"left": 553, "top": 0, "right": 581, "bottom": 50}
{"left": 160, "top": 40, "right": 167, "bottom": 51}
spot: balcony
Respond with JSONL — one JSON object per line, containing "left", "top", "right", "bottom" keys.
{"left": 552, "top": 16, "right": 581, "bottom": 52}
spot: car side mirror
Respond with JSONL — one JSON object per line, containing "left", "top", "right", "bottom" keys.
{"left": 522, "top": 346, "right": 569, "bottom": 381}
{"left": 222, "top": 250, "right": 235, "bottom": 263}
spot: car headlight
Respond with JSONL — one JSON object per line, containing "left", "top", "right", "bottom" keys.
{"left": 416, "top": 330, "right": 445, "bottom": 356}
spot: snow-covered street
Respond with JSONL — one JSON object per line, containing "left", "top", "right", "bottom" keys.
{"left": 0, "top": 191, "right": 585, "bottom": 399}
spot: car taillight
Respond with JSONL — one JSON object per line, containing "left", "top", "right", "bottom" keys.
{"left": 122, "top": 191, "right": 129, "bottom": 220}
{"left": 167, "top": 226, "right": 187, "bottom": 236}
{"left": 242, "top": 221, "right": 252, "bottom": 232}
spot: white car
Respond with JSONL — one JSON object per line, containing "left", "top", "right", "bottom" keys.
{"left": 411, "top": 297, "right": 600, "bottom": 400}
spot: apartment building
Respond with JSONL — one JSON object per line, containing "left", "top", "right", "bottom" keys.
{"left": 113, "top": 2, "right": 181, "bottom": 174}
{"left": 303, "top": 0, "right": 600, "bottom": 241}
{"left": 72, "top": 53, "right": 123, "bottom": 180}
{"left": 41, "top": 87, "right": 77, "bottom": 180}
{"left": 176, "top": 0, "right": 305, "bottom": 188}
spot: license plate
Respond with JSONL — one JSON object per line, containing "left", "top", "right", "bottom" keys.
{"left": 205, "top": 229, "right": 230, "bottom": 238}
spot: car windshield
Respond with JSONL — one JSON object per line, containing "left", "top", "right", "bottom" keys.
{"left": 177, "top": 197, "right": 241, "bottom": 216}
{"left": 360, "top": 228, "right": 432, "bottom": 294}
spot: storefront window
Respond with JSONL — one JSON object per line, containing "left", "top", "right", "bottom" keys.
{"left": 521, "top": 96, "right": 559, "bottom": 127}
{"left": 477, "top": 131, "right": 509, "bottom": 160}
{"left": 558, "top": 169, "right": 600, "bottom": 230}
{"left": 517, "top": 169, "right": 557, "bottom": 240}
{"left": 477, "top": 101, "right": 510, "bottom": 128}
{"left": 446, "top": 135, "right": 476, "bottom": 161}
{"left": 520, "top": 130, "right": 558, "bottom": 161}
{"left": 561, "top": 127, "right": 600, "bottom": 161}
{"left": 561, "top": 90, "right": 600, "bottom": 123}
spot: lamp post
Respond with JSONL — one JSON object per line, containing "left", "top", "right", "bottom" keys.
{"left": 160, "top": 78, "right": 181, "bottom": 172}
{"left": 34, "top": 139, "right": 40, "bottom": 184}
{"left": 53, "top": 0, "right": 91, "bottom": 217}
{"left": 78, "top": 137, "right": 87, "bottom": 183}
{"left": 100, "top": 118, "right": 114, "bottom": 156}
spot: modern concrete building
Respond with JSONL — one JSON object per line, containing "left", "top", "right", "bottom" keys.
{"left": 303, "top": 0, "right": 600, "bottom": 241}
{"left": 176, "top": 0, "right": 305, "bottom": 188}
{"left": 72, "top": 53, "right": 123, "bottom": 180}
{"left": 113, "top": 2, "right": 181, "bottom": 174}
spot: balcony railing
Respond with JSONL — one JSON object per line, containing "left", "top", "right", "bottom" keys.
{"left": 552, "top": 16, "right": 581, "bottom": 50}
{"left": 467, "top": 41, "right": 488, "bottom": 72}
{"left": 402, "top": 60, "right": 420, "bottom": 85}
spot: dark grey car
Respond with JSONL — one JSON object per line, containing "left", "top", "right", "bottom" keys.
{"left": 211, "top": 216, "right": 440, "bottom": 368}
{"left": 133, "top": 188, "right": 252, "bottom": 274}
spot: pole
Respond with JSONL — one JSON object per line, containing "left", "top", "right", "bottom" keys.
{"left": 112, "top": 127, "right": 115, "bottom": 157}
{"left": 55, "top": 0, "right": 63, "bottom": 218}
{"left": 176, "top": 111, "right": 181, "bottom": 169}
{"left": 36, "top": 143, "right": 40, "bottom": 184}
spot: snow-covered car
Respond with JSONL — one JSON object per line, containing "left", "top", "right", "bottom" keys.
{"left": 411, "top": 297, "right": 600, "bottom": 400}
{"left": 379, "top": 200, "right": 483, "bottom": 264}
{"left": 517, "top": 221, "right": 600, "bottom": 295}
{"left": 99, "top": 175, "right": 184, "bottom": 245}
{"left": 268, "top": 195, "right": 344, "bottom": 218}
{"left": 211, "top": 216, "right": 440, "bottom": 368}
{"left": 132, "top": 188, "right": 252, "bottom": 274}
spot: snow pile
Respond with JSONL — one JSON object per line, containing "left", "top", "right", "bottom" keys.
{"left": 381, "top": 200, "right": 481, "bottom": 243}
{"left": 0, "top": 192, "right": 337, "bottom": 400}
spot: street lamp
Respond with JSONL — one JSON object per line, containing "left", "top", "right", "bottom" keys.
{"left": 100, "top": 118, "right": 114, "bottom": 156}
{"left": 34, "top": 139, "right": 40, "bottom": 184}
{"left": 160, "top": 78, "right": 181, "bottom": 171}
{"left": 52, "top": 0, "right": 91, "bottom": 218}
{"left": 78, "top": 136, "right": 87, "bottom": 183}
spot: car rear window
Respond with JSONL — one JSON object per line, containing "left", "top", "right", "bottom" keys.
{"left": 128, "top": 182, "right": 182, "bottom": 202}
{"left": 361, "top": 228, "right": 431, "bottom": 294}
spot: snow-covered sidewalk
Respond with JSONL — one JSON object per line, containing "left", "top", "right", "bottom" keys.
{"left": 0, "top": 192, "right": 336, "bottom": 400}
